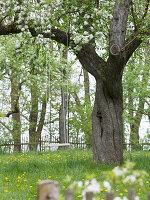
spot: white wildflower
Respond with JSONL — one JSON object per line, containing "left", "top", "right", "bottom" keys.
{"left": 135, "top": 196, "right": 139, "bottom": 200}
{"left": 123, "top": 175, "right": 136, "bottom": 183}
{"left": 113, "top": 166, "right": 123, "bottom": 176}
{"left": 114, "top": 197, "right": 121, "bottom": 200}
{"left": 77, "top": 181, "right": 83, "bottom": 187}
{"left": 85, "top": 180, "right": 90, "bottom": 186}
{"left": 122, "top": 168, "right": 128, "bottom": 174}
{"left": 86, "top": 179, "right": 100, "bottom": 193}
{"left": 103, "top": 181, "right": 111, "bottom": 191}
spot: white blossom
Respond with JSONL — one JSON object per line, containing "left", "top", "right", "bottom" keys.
{"left": 88, "top": 34, "right": 93, "bottom": 40}
{"left": 74, "top": 45, "right": 82, "bottom": 52}
{"left": 83, "top": 31, "right": 88, "bottom": 35}
{"left": 84, "top": 21, "right": 88, "bottom": 25}
{"left": 73, "top": 35, "right": 81, "bottom": 44}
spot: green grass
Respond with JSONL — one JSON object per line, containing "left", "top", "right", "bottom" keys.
{"left": 0, "top": 149, "right": 150, "bottom": 199}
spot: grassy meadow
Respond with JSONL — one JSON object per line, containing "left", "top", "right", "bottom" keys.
{"left": 0, "top": 149, "right": 150, "bottom": 200}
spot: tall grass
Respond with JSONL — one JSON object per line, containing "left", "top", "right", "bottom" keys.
{"left": 0, "top": 149, "right": 149, "bottom": 199}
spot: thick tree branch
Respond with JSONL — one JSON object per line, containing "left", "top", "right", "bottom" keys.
{"left": 109, "top": 0, "right": 132, "bottom": 57}
{"left": 6, "top": 107, "right": 19, "bottom": 118}
{"left": 77, "top": 44, "right": 106, "bottom": 79}
{"left": 0, "top": 22, "right": 70, "bottom": 46}
{"left": 0, "top": 23, "right": 20, "bottom": 35}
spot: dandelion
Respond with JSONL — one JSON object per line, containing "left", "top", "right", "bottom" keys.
{"left": 77, "top": 195, "right": 82, "bottom": 198}
{"left": 4, "top": 190, "right": 8, "bottom": 192}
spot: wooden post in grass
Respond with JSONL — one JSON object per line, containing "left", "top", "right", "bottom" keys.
{"left": 128, "top": 189, "right": 136, "bottom": 200}
{"left": 86, "top": 191, "right": 94, "bottom": 200}
{"left": 148, "top": 192, "right": 150, "bottom": 200}
{"left": 65, "top": 189, "right": 74, "bottom": 200}
{"left": 37, "top": 180, "right": 59, "bottom": 200}
{"left": 106, "top": 192, "right": 114, "bottom": 200}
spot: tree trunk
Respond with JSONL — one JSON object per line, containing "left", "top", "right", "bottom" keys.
{"left": 10, "top": 74, "right": 21, "bottom": 152}
{"left": 59, "top": 50, "right": 69, "bottom": 144}
{"left": 129, "top": 98, "right": 144, "bottom": 150}
{"left": 36, "top": 92, "right": 48, "bottom": 150}
{"left": 59, "top": 87, "right": 68, "bottom": 143}
{"left": 83, "top": 69, "right": 92, "bottom": 147}
{"left": 92, "top": 79, "right": 123, "bottom": 164}
{"left": 29, "top": 84, "right": 38, "bottom": 151}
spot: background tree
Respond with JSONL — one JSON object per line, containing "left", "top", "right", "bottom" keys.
{"left": 123, "top": 43, "right": 150, "bottom": 150}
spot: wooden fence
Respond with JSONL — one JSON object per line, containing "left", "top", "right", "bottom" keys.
{"left": 0, "top": 135, "right": 150, "bottom": 153}
{"left": 37, "top": 180, "right": 150, "bottom": 200}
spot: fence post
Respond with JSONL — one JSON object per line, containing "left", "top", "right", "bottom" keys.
{"left": 65, "top": 188, "right": 74, "bottom": 200}
{"left": 37, "top": 180, "right": 59, "bottom": 200}
{"left": 106, "top": 192, "right": 114, "bottom": 200}
{"left": 86, "top": 191, "right": 94, "bottom": 200}
{"left": 148, "top": 192, "right": 150, "bottom": 200}
{"left": 128, "top": 189, "right": 136, "bottom": 200}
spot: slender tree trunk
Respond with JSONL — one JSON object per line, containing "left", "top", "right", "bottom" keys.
{"left": 83, "top": 69, "right": 92, "bottom": 147}
{"left": 36, "top": 92, "right": 48, "bottom": 149}
{"left": 10, "top": 75, "right": 21, "bottom": 152}
{"left": 59, "top": 87, "right": 68, "bottom": 143}
{"left": 129, "top": 98, "right": 144, "bottom": 150}
{"left": 59, "top": 50, "right": 69, "bottom": 144}
{"left": 29, "top": 83, "right": 38, "bottom": 151}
